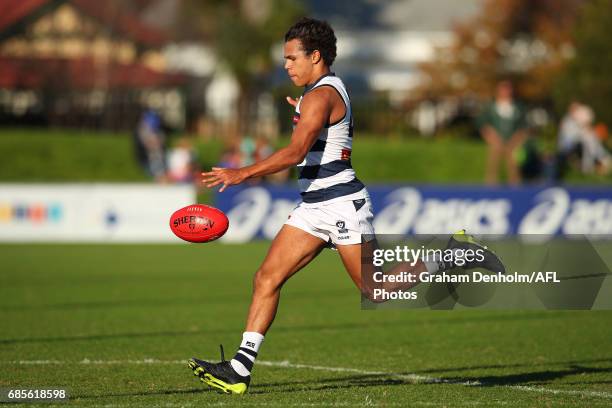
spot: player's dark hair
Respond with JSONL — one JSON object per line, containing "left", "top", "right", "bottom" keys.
{"left": 284, "top": 17, "right": 337, "bottom": 67}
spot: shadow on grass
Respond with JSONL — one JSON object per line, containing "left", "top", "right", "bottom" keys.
{"left": 74, "top": 387, "right": 210, "bottom": 400}
{"left": 249, "top": 362, "right": 612, "bottom": 395}
{"left": 72, "top": 362, "right": 612, "bottom": 398}
{"left": 412, "top": 357, "right": 612, "bottom": 374}
{"left": 446, "top": 364, "right": 612, "bottom": 387}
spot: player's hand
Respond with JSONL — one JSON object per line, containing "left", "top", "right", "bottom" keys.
{"left": 201, "top": 167, "right": 248, "bottom": 192}
{"left": 286, "top": 96, "right": 299, "bottom": 107}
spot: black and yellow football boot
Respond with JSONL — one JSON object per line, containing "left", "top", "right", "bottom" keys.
{"left": 188, "top": 346, "right": 250, "bottom": 395}
{"left": 445, "top": 229, "right": 506, "bottom": 273}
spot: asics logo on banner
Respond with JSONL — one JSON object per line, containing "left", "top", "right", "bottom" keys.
{"left": 336, "top": 220, "right": 348, "bottom": 234}
{"left": 246, "top": 341, "right": 256, "bottom": 348}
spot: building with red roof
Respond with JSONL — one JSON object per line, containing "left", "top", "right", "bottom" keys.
{"left": 0, "top": 0, "right": 187, "bottom": 129}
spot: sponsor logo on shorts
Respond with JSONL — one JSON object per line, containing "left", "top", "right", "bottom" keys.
{"left": 336, "top": 220, "right": 348, "bottom": 234}
{"left": 337, "top": 235, "right": 350, "bottom": 240}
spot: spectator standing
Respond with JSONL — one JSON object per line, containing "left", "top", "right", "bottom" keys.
{"left": 166, "top": 138, "right": 198, "bottom": 183}
{"left": 134, "top": 109, "right": 167, "bottom": 182}
{"left": 477, "top": 81, "right": 528, "bottom": 185}
{"left": 573, "top": 105, "right": 611, "bottom": 175}
{"left": 553, "top": 102, "right": 611, "bottom": 180}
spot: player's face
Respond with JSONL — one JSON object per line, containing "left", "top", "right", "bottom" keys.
{"left": 284, "top": 39, "right": 315, "bottom": 87}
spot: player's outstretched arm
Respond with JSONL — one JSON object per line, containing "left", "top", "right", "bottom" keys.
{"left": 201, "top": 89, "right": 331, "bottom": 192}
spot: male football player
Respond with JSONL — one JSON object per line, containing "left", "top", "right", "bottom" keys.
{"left": 191, "top": 17, "right": 503, "bottom": 394}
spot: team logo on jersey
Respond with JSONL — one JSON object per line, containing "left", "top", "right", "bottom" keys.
{"left": 336, "top": 220, "right": 348, "bottom": 234}
{"left": 341, "top": 149, "right": 351, "bottom": 160}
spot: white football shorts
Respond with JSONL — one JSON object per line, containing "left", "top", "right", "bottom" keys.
{"left": 285, "top": 194, "right": 375, "bottom": 246}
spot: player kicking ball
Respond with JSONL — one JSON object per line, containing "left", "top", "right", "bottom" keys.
{"left": 191, "top": 17, "right": 505, "bottom": 394}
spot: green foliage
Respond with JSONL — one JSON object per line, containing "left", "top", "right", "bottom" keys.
{"left": 1, "top": 128, "right": 609, "bottom": 184}
{"left": 0, "top": 128, "right": 147, "bottom": 182}
{"left": 554, "top": 0, "right": 612, "bottom": 124}
{"left": 184, "top": 0, "right": 304, "bottom": 86}
{"left": 419, "top": 0, "right": 586, "bottom": 102}
{"left": 351, "top": 96, "right": 415, "bottom": 137}
{"left": 351, "top": 137, "right": 486, "bottom": 183}
{"left": 180, "top": 1, "right": 305, "bottom": 134}
{"left": 192, "top": 138, "right": 225, "bottom": 171}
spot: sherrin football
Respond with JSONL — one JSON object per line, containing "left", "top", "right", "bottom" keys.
{"left": 169, "top": 204, "right": 229, "bottom": 243}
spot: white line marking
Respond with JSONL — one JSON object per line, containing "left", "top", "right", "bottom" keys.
{"left": 90, "top": 399, "right": 612, "bottom": 408}
{"left": 255, "top": 360, "right": 479, "bottom": 385}
{"left": 3, "top": 359, "right": 611, "bottom": 400}
{"left": 509, "top": 385, "right": 612, "bottom": 399}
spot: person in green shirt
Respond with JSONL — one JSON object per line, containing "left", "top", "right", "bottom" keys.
{"left": 477, "top": 81, "right": 528, "bottom": 185}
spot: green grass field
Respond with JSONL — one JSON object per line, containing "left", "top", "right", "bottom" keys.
{"left": 1, "top": 243, "right": 611, "bottom": 407}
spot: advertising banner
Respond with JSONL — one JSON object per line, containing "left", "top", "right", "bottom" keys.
{"left": 0, "top": 184, "right": 195, "bottom": 242}
{"left": 215, "top": 184, "right": 612, "bottom": 242}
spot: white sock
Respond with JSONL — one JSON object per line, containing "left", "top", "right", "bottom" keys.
{"left": 230, "top": 332, "right": 264, "bottom": 376}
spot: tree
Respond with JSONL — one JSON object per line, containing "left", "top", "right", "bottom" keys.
{"left": 554, "top": 0, "right": 612, "bottom": 125}
{"left": 179, "top": 0, "right": 305, "bottom": 135}
{"left": 417, "top": 0, "right": 586, "bottom": 102}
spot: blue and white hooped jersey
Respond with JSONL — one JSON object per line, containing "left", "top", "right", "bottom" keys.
{"left": 293, "top": 73, "right": 367, "bottom": 206}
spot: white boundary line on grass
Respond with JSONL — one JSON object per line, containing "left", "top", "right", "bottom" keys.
{"left": 4, "top": 359, "right": 611, "bottom": 400}
{"left": 256, "top": 360, "right": 480, "bottom": 385}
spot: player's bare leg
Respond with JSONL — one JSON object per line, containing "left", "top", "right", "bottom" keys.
{"left": 189, "top": 225, "right": 325, "bottom": 394}
{"left": 245, "top": 224, "right": 326, "bottom": 334}
{"left": 336, "top": 239, "right": 428, "bottom": 301}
